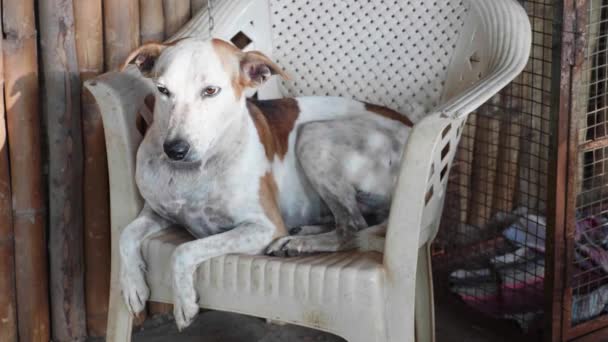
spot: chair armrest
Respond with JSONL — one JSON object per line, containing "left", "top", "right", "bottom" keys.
{"left": 381, "top": 111, "right": 455, "bottom": 341}
{"left": 381, "top": 0, "right": 530, "bottom": 337}
{"left": 440, "top": 0, "right": 532, "bottom": 119}
{"left": 384, "top": 112, "right": 455, "bottom": 274}
{"left": 84, "top": 69, "right": 154, "bottom": 242}
{"left": 383, "top": 0, "right": 532, "bottom": 270}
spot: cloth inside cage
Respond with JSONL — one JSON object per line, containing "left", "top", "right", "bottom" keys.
{"left": 447, "top": 207, "right": 608, "bottom": 330}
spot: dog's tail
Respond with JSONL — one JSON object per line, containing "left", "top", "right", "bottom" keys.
{"left": 355, "top": 221, "right": 387, "bottom": 253}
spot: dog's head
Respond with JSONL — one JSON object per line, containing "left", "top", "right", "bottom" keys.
{"left": 123, "top": 38, "right": 287, "bottom": 163}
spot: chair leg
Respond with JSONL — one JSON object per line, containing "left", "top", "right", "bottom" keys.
{"left": 415, "top": 243, "right": 436, "bottom": 342}
{"left": 105, "top": 252, "right": 134, "bottom": 341}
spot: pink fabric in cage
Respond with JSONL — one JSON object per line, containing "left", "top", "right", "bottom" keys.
{"left": 454, "top": 266, "right": 544, "bottom": 316}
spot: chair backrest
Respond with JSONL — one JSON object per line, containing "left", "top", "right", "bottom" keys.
{"left": 267, "top": 0, "right": 469, "bottom": 123}
{"left": 178, "top": 0, "right": 484, "bottom": 123}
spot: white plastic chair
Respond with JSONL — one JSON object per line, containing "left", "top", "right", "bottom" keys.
{"left": 85, "top": 1, "right": 531, "bottom": 341}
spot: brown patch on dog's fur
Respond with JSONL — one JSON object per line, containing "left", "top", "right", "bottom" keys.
{"left": 246, "top": 99, "right": 300, "bottom": 160}
{"left": 121, "top": 38, "right": 191, "bottom": 74}
{"left": 259, "top": 172, "right": 287, "bottom": 239}
{"left": 211, "top": 38, "right": 288, "bottom": 100}
{"left": 364, "top": 102, "right": 413, "bottom": 127}
{"left": 239, "top": 50, "right": 289, "bottom": 86}
{"left": 247, "top": 101, "right": 275, "bottom": 159}
{"left": 121, "top": 43, "right": 168, "bottom": 74}
{"left": 211, "top": 39, "right": 245, "bottom": 99}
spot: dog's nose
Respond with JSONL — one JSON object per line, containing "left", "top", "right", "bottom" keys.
{"left": 163, "top": 139, "right": 190, "bottom": 161}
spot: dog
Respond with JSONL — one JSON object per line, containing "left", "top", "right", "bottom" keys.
{"left": 119, "top": 37, "right": 413, "bottom": 329}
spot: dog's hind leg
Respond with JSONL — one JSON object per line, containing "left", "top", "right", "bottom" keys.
{"left": 355, "top": 220, "right": 388, "bottom": 252}
{"left": 266, "top": 229, "right": 355, "bottom": 257}
{"left": 267, "top": 118, "right": 404, "bottom": 256}
{"left": 119, "top": 205, "right": 172, "bottom": 314}
{"left": 268, "top": 220, "right": 388, "bottom": 256}
{"left": 289, "top": 224, "right": 334, "bottom": 236}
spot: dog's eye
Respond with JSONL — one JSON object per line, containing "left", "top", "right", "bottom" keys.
{"left": 156, "top": 84, "right": 170, "bottom": 96}
{"left": 202, "top": 86, "right": 221, "bottom": 97}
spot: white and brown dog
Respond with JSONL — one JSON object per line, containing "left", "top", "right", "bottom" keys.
{"left": 119, "top": 38, "right": 413, "bottom": 329}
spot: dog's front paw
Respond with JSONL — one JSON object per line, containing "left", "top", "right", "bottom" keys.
{"left": 173, "top": 289, "right": 199, "bottom": 331}
{"left": 171, "top": 248, "right": 200, "bottom": 330}
{"left": 120, "top": 264, "right": 150, "bottom": 314}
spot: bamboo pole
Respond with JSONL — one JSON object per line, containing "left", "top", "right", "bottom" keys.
{"left": 455, "top": 113, "right": 477, "bottom": 224}
{"left": 191, "top": 0, "right": 206, "bottom": 14}
{"left": 493, "top": 114, "right": 522, "bottom": 214}
{"left": 141, "top": 0, "right": 165, "bottom": 43}
{"left": 0, "top": 145, "right": 17, "bottom": 342}
{"left": 74, "top": 0, "right": 110, "bottom": 337}
{"left": 0, "top": 8, "right": 18, "bottom": 340}
{"left": 104, "top": 0, "right": 140, "bottom": 70}
{"left": 38, "top": 1, "right": 87, "bottom": 340}
{"left": 3, "top": 0, "right": 50, "bottom": 341}
{"left": 164, "top": 0, "right": 191, "bottom": 37}
{"left": 81, "top": 89, "right": 112, "bottom": 337}
{"left": 75, "top": 0, "right": 104, "bottom": 81}
{"left": 468, "top": 114, "right": 500, "bottom": 228}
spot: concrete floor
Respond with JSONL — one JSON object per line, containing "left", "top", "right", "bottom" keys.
{"left": 132, "top": 311, "right": 345, "bottom": 342}
{"left": 113, "top": 302, "right": 530, "bottom": 342}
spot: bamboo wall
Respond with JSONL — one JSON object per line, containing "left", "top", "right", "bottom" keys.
{"left": 0, "top": 1, "right": 199, "bottom": 340}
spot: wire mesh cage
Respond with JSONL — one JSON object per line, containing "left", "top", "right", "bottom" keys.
{"left": 432, "top": 0, "right": 608, "bottom": 339}
{"left": 569, "top": 0, "right": 608, "bottom": 332}
{"left": 432, "top": 0, "right": 553, "bottom": 337}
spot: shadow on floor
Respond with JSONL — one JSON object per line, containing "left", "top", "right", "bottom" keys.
{"left": 132, "top": 310, "right": 345, "bottom": 342}
{"left": 87, "top": 302, "right": 528, "bottom": 342}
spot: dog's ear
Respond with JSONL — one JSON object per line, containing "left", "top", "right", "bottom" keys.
{"left": 122, "top": 43, "right": 168, "bottom": 75}
{"left": 240, "top": 51, "right": 289, "bottom": 87}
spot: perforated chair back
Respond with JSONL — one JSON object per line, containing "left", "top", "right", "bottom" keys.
{"left": 266, "top": 0, "right": 468, "bottom": 122}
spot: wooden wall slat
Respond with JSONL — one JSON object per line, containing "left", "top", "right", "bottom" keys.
{"left": 492, "top": 115, "right": 522, "bottom": 213}
{"left": 104, "top": 0, "right": 140, "bottom": 70}
{"left": 141, "top": 0, "right": 165, "bottom": 43}
{"left": 2, "top": 0, "right": 51, "bottom": 340}
{"left": 81, "top": 89, "right": 112, "bottom": 337}
{"left": 467, "top": 115, "right": 500, "bottom": 227}
{"left": 0, "top": 6, "right": 18, "bottom": 340}
{"left": 38, "top": 0, "right": 87, "bottom": 340}
{"left": 456, "top": 114, "right": 477, "bottom": 224}
{"left": 191, "top": 0, "right": 206, "bottom": 14}
{"left": 74, "top": 0, "right": 111, "bottom": 337}
{"left": 164, "top": 0, "right": 191, "bottom": 37}
{"left": 75, "top": 0, "right": 104, "bottom": 81}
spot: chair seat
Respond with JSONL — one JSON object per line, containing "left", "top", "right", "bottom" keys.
{"left": 142, "top": 227, "right": 388, "bottom": 341}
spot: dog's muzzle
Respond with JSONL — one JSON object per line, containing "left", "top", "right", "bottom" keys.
{"left": 163, "top": 139, "right": 190, "bottom": 161}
